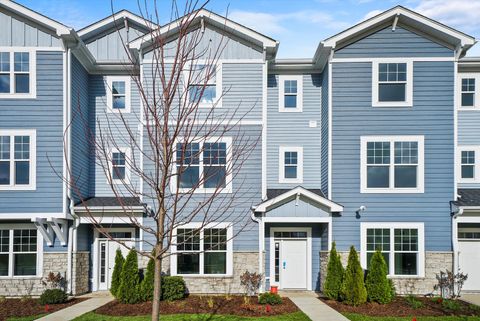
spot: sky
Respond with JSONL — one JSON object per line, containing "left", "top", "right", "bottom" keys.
{"left": 16, "top": 0, "right": 480, "bottom": 58}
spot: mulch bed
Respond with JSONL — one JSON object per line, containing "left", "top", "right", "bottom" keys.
{"left": 321, "top": 296, "right": 480, "bottom": 317}
{"left": 0, "top": 297, "right": 86, "bottom": 320}
{"left": 96, "top": 295, "right": 299, "bottom": 317}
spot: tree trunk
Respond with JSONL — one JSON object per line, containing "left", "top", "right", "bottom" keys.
{"left": 151, "top": 251, "right": 163, "bottom": 321}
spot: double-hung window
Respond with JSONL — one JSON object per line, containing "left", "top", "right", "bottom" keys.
{"left": 461, "top": 150, "right": 475, "bottom": 179}
{"left": 461, "top": 78, "right": 475, "bottom": 107}
{"left": 0, "top": 226, "right": 42, "bottom": 277}
{"left": 361, "top": 223, "right": 424, "bottom": 277}
{"left": 373, "top": 61, "right": 412, "bottom": 107}
{"left": 175, "top": 138, "right": 231, "bottom": 193}
{"left": 0, "top": 50, "right": 35, "bottom": 98}
{"left": 186, "top": 63, "right": 222, "bottom": 107}
{"left": 458, "top": 147, "right": 480, "bottom": 182}
{"left": 173, "top": 223, "right": 232, "bottom": 276}
{"left": 106, "top": 76, "right": 131, "bottom": 113}
{"left": 361, "top": 136, "right": 424, "bottom": 193}
{"left": 279, "top": 75, "right": 303, "bottom": 112}
{"left": 110, "top": 148, "right": 130, "bottom": 183}
{"left": 0, "top": 130, "right": 36, "bottom": 190}
{"left": 279, "top": 146, "right": 303, "bottom": 183}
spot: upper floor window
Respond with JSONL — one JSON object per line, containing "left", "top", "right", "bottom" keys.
{"left": 279, "top": 75, "right": 303, "bottom": 112}
{"left": 109, "top": 148, "right": 130, "bottom": 184}
{"left": 0, "top": 50, "right": 36, "bottom": 99}
{"left": 106, "top": 76, "right": 131, "bottom": 113}
{"left": 279, "top": 146, "right": 303, "bottom": 183}
{"left": 185, "top": 63, "right": 222, "bottom": 108}
{"left": 372, "top": 61, "right": 412, "bottom": 107}
{"left": 458, "top": 147, "right": 480, "bottom": 182}
{"left": 361, "top": 136, "right": 424, "bottom": 193}
{"left": 461, "top": 78, "right": 475, "bottom": 107}
{"left": 461, "top": 150, "right": 475, "bottom": 179}
{"left": 361, "top": 223, "right": 425, "bottom": 277}
{"left": 174, "top": 138, "right": 232, "bottom": 193}
{"left": 0, "top": 130, "right": 36, "bottom": 190}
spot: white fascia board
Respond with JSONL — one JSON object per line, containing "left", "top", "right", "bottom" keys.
{"left": 0, "top": 0, "right": 71, "bottom": 36}
{"left": 129, "top": 9, "right": 277, "bottom": 51}
{"left": 78, "top": 10, "right": 158, "bottom": 38}
{"left": 322, "top": 6, "right": 475, "bottom": 49}
{"left": 255, "top": 186, "right": 343, "bottom": 213}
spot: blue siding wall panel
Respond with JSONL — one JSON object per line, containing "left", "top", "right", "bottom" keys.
{"left": 0, "top": 51, "right": 64, "bottom": 213}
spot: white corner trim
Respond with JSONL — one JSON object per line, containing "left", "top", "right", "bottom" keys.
{"left": 170, "top": 222, "right": 233, "bottom": 277}
{"left": 278, "top": 75, "right": 303, "bottom": 112}
{"left": 360, "top": 222, "right": 425, "bottom": 278}
{"left": 261, "top": 61, "right": 268, "bottom": 200}
{"left": 106, "top": 76, "right": 131, "bottom": 113}
{"left": 360, "top": 135, "right": 425, "bottom": 194}
{"left": 0, "top": 129, "right": 36, "bottom": 191}
{"left": 371, "top": 59, "right": 413, "bottom": 107}
{"left": 0, "top": 48, "right": 37, "bottom": 99}
{"left": 278, "top": 146, "right": 303, "bottom": 184}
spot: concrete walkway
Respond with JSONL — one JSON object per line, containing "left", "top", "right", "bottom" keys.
{"left": 283, "top": 291, "right": 350, "bottom": 321}
{"left": 461, "top": 293, "right": 480, "bottom": 306}
{"left": 36, "top": 292, "right": 114, "bottom": 321}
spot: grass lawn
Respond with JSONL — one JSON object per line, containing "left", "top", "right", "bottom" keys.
{"left": 344, "top": 313, "right": 480, "bottom": 321}
{"left": 73, "top": 311, "right": 311, "bottom": 321}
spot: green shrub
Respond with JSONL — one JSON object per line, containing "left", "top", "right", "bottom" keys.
{"left": 117, "top": 249, "right": 140, "bottom": 304}
{"left": 162, "top": 276, "right": 186, "bottom": 301}
{"left": 323, "top": 242, "right": 344, "bottom": 300}
{"left": 39, "top": 289, "right": 68, "bottom": 305}
{"left": 341, "top": 246, "right": 367, "bottom": 306}
{"left": 405, "top": 295, "right": 423, "bottom": 309}
{"left": 258, "top": 292, "right": 282, "bottom": 305}
{"left": 110, "top": 248, "right": 124, "bottom": 298}
{"left": 140, "top": 258, "right": 155, "bottom": 301}
{"left": 365, "top": 249, "right": 393, "bottom": 304}
{"left": 442, "top": 299, "right": 461, "bottom": 311}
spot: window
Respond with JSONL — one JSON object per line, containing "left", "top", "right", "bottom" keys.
{"left": 0, "top": 130, "right": 36, "bottom": 190}
{"left": 461, "top": 150, "right": 475, "bottom": 179}
{"left": 0, "top": 50, "right": 35, "bottom": 98}
{"left": 172, "top": 223, "right": 232, "bottom": 276}
{"left": 279, "top": 146, "right": 303, "bottom": 183}
{"left": 106, "top": 76, "right": 131, "bottom": 113}
{"left": 461, "top": 78, "right": 475, "bottom": 107}
{"left": 361, "top": 136, "right": 424, "bottom": 193}
{"left": 174, "top": 138, "right": 232, "bottom": 193}
{"left": 279, "top": 75, "right": 303, "bottom": 112}
{"left": 0, "top": 226, "right": 42, "bottom": 277}
{"left": 361, "top": 223, "right": 424, "bottom": 277}
{"left": 185, "top": 63, "right": 222, "bottom": 108}
{"left": 372, "top": 61, "right": 412, "bottom": 107}
{"left": 109, "top": 148, "right": 130, "bottom": 183}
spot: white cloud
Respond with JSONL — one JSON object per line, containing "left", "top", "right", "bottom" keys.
{"left": 363, "top": 9, "right": 384, "bottom": 20}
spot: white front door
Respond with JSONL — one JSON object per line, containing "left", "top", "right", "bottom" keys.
{"left": 459, "top": 240, "right": 480, "bottom": 291}
{"left": 97, "top": 240, "right": 133, "bottom": 291}
{"left": 281, "top": 239, "right": 308, "bottom": 289}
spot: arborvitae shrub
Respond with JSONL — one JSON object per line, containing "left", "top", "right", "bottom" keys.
{"left": 110, "top": 248, "right": 124, "bottom": 298}
{"left": 366, "top": 249, "right": 393, "bottom": 304}
{"left": 323, "top": 242, "right": 345, "bottom": 300}
{"left": 39, "top": 289, "right": 67, "bottom": 305}
{"left": 140, "top": 258, "right": 155, "bottom": 301}
{"left": 117, "top": 249, "right": 140, "bottom": 304}
{"left": 341, "top": 246, "right": 367, "bottom": 306}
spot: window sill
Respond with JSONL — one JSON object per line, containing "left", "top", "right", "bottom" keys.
{"left": 372, "top": 102, "right": 413, "bottom": 107}
{"left": 0, "top": 185, "right": 36, "bottom": 191}
{"left": 107, "top": 108, "right": 131, "bottom": 114}
{"left": 176, "top": 187, "right": 233, "bottom": 194}
{"left": 278, "top": 108, "right": 303, "bottom": 113}
{"left": 0, "top": 275, "right": 41, "bottom": 279}
{"left": 361, "top": 187, "right": 424, "bottom": 194}
{"left": 0, "top": 93, "right": 37, "bottom": 99}
{"left": 458, "top": 107, "right": 480, "bottom": 111}
{"left": 175, "top": 274, "right": 233, "bottom": 278}
{"left": 387, "top": 275, "right": 424, "bottom": 279}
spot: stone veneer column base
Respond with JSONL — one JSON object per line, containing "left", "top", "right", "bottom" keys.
{"left": 71, "top": 251, "right": 90, "bottom": 295}
{"left": 320, "top": 251, "right": 453, "bottom": 295}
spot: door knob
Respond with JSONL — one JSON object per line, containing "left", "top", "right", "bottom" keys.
{"left": 283, "top": 261, "right": 286, "bottom": 269}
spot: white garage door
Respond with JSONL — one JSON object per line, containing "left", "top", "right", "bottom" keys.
{"left": 459, "top": 227, "right": 480, "bottom": 292}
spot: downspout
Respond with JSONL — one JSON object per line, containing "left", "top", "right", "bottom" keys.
{"left": 451, "top": 202, "right": 464, "bottom": 274}
{"left": 251, "top": 207, "right": 264, "bottom": 292}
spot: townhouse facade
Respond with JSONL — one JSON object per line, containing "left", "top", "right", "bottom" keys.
{"left": 1, "top": 0, "right": 480, "bottom": 296}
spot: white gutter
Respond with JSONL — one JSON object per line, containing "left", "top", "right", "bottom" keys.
{"left": 250, "top": 206, "right": 264, "bottom": 292}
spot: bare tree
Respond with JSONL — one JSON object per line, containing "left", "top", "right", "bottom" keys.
{"left": 65, "top": 1, "right": 260, "bottom": 320}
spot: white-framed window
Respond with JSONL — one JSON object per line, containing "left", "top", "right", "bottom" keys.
{"left": 360, "top": 136, "right": 424, "bottom": 193}
{"left": 171, "top": 222, "right": 233, "bottom": 276}
{"left": 109, "top": 148, "right": 131, "bottom": 184}
{"left": 184, "top": 62, "right": 222, "bottom": 108}
{"left": 461, "top": 78, "right": 475, "bottom": 107}
{"left": 0, "top": 48, "right": 36, "bottom": 99}
{"left": 0, "top": 225, "right": 43, "bottom": 278}
{"left": 279, "top": 75, "right": 303, "bottom": 112}
{"left": 458, "top": 74, "right": 480, "bottom": 110}
{"left": 457, "top": 146, "right": 480, "bottom": 182}
{"left": 173, "top": 137, "right": 232, "bottom": 193}
{"left": 106, "top": 76, "right": 131, "bottom": 113}
{"left": 0, "top": 129, "right": 36, "bottom": 190}
{"left": 279, "top": 146, "right": 303, "bottom": 183}
{"left": 360, "top": 222, "right": 425, "bottom": 277}
{"left": 372, "top": 60, "right": 413, "bottom": 107}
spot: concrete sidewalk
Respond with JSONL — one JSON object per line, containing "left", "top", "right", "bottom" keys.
{"left": 36, "top": 292, "right": 113, "bottom": 321}
{"left": 461, "top": 293, "right": 480, "bottom": 306}
{"left": 283, "top": 291, "right": 350, "bottom": 321}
